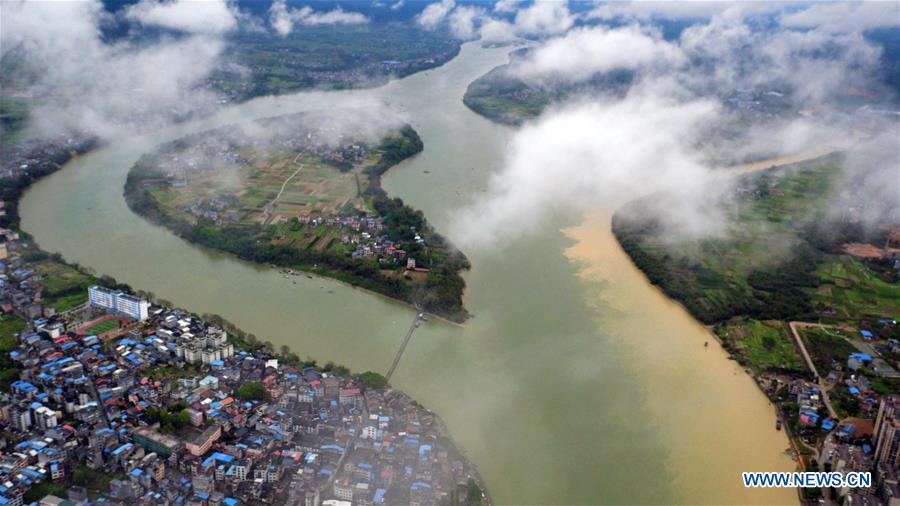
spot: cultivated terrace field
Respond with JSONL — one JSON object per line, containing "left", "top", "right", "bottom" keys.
{"left": 125, "top": 113, "right": 469, "bottom": 321}
{"left": 613, "top": 156, "right": 900, "bottom": 376}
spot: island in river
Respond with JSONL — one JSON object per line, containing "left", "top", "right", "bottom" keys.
{"left": 462, "top": 47, "right": 632, "bottom": 126}
{"left": 124, "top": 112, "right": 469, "bottom": 322}
{"left": 22, "top": 43, "right": 801, "bottom": 504}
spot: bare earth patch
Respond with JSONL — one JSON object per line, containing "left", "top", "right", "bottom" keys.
{"left": 842, "top": 242, "right": 900, "bottom": 259}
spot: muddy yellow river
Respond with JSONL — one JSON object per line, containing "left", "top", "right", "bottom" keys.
{"left": 21, "top": 43, "right": 796, "bottom": 504}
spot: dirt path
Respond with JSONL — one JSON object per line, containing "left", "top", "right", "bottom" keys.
{"left": 261, "top": 157, "right": 303, "bottom": 225}
{"left": 788, "top": 321, "right": 838, "bottom": 419}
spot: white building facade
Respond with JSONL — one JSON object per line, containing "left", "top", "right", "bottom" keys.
{"left": 88, "top": 286, "right": 150, "bottom": 320}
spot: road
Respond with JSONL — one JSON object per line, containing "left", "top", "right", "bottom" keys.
{"left": 261, "top": 156, "right": 303, "bottom": 225}
{"left": 788, "top": 321, "right": 838, "bottom": 419}
{"left": 385, "top": 311, "right": 424, "bottom": 382}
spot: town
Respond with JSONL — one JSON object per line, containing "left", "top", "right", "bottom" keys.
{"left": 756, "top": 322, "right": 900, "bottom": 505}
{"left": 0, "top": 136, "right": 485, "bottom": 506}
{"left": 3, "top": 2, "right": 900, "bottom": 503}
{"left": 1, "top": 284, "right": 487, "bottom": 506}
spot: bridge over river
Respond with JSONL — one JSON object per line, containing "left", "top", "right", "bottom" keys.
{"left": 20, "top": 42, "right": 797, "bottom": 504}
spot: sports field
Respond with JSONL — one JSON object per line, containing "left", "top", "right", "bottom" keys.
{"left": 86, "top": 320, "right": 120, "bottom": 335}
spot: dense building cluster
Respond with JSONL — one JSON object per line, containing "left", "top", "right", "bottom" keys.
{"left": 0, "top": 134, "right": 97, "bottom": 183}
{"left": 0, "top": 288, "right": 486, "bottom": 506}
{"left": 755, "top": 317, "right": 900, "bottom": 504}
{"left": 0, "top": 228, "right": 50, "bottom": 322}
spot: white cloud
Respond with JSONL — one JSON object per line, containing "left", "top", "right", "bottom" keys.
{"left": 586, "top": 1, "right": 774, "bottom": 21}
{"left": 416, "top": 0, "right": 456, "bottom": 29}
{"left": 586, "top": 1, "right": 900, "bottom": 32}
{"left": 451, "top": 94, "right": 721, "bottom": 247}
{"left": 2, "top": 0, "right": 228, "bottom": 138}
{"left": 507, "top": 8, "right": 885, "bottom": 103}
{"left": 453, "top": 5, "right": 893, "bottom": 247}
{"left": 269, "top": 0, "right": 294, "bottom": 35}
{"left": 780, "top": 2, "right": 900, "bottom": 32}
{"left": 417, "top": 0, "right": 574, "bottom": 40}
{"left": 449, "top": 5, "right": 486, "bottom": 40}
{"left": 678, "top": 11, "right": 883, "bottom": 105}
{"left": 391, "top": 0, "right": 405, "bottom": 10}
{"left": 513, "top": 1, "right": 574, "bottom": 35}
{"left": 513, "top": 25, "right": 685, "bottom": 84}
{"left": 125, "top": 0, "right": 238, "bottom": 35}
{"left": 299, "top": 6, "right": 368, "bottom": 26}
{"left": 480, "top": 18, "right": 518, "bottom": 42}
{"left": 494, "top": 0, "right": 525, "bottom": 14}
{"left": 269, "top": 0, "right": 368, "bottom": 36}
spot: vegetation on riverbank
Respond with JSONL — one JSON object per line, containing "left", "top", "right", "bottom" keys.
{"left": 462, "top": 48, "right": 632, "bottom": 126}
{"left": 212, "top": 25, "right": 460, "bottom": 101}
{"left": 0, "top": 98, "right": 29, "bottom": 147}
{"left": 613, "top": 155, "right": 898, "bottom": 495}
{"left": 462, "top": 49, "right": 550, "bottom": 126}
{"left": 613, "top": 156, "right": 900, "bottom": 375}
{"left": 124, "top": 117, "right": 469, "bottom": 321}
{"left": 715, "top": 319, "right": 805, "bottom": 374}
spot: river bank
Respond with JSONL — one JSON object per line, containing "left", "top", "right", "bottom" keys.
{"left": 602, "top": 142, "right": 892, "bottom": 503}
{"left": 122, "top": 119, "right": 469, "bottom": 323}
{"left": 0, "top": 136, "right": 493, "bottom": 504}
{"left": 21, "top": 42, "right": 801, "bottom": 504}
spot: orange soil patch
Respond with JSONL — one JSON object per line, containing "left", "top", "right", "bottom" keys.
{"left": 842, "top": 242, "right": 900, "bottom": 259}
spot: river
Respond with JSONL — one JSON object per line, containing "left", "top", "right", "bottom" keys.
{"left": 21, "top": 42, "right": 796, "bottom": 504}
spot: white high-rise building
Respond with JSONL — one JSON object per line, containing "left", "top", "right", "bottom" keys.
{"left": 88, "top": 285, "right": 115, "bottom": 309}
{"left": 88, "top": 286, "right": 150, "bottom": 321}
{"left": 175, "top": 327, "right": 233, "bottom": 365}
{"left": 875, "top": 396, "right": 900, "bottom": 470}
{"left": 33, "top": 406, "right": 58, "bottom": 430}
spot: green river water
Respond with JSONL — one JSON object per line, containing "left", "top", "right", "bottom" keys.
{"left": 21, "top": 43, "right": 796, "bottom": 504}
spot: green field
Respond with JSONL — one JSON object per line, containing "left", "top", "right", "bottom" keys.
{"left": 34, "top": 259, "right": 97, "bottom": 312}
{"left": 799, "top": 326, "right": 859, "bottom": 376}
{"left": 614, "top": 158, "right": 900, "bottom": 325}
{"left": 815, "top": 256, "right": 900, "bottom": 318}
{"left": 0, "top": 315, "right": 26, "bottom": 353}
{"left": 462, "top": 49, "right": 555, "bottom": 126}
{"left": 126, "top": 118, "right": 470, "bottom": 321}
{"left": 613, "top": 154, "right": 900, "bottom": 388}
{"left": 716, "top": 319, "right": 804, "bottom": 374}
{"left": 138, "top": 126, "right": 412, "bottom": 233}
{"left": 212, "top": 25, "right": 460, "bottom": 101}
{"left": 86, "top": 320, "right": 120, "bottom": 335}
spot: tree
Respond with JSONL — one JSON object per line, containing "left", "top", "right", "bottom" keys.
{"left": 236, "top": 382, "right": 268, "bottom": 401}
{"left": 359, "top": 371, "right": 387, "bottom": 389}
{"left": 466, "top": 478, "right": 483, "bottom": 506}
